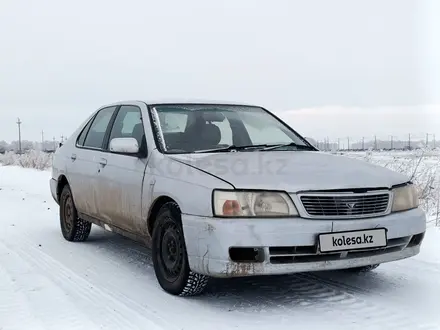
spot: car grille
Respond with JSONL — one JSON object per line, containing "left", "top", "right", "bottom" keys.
{"left": 268, "top": 235, "right": 413, "bottom": 264}
{"left": 299, "top": 192, "right": 391, "bottom": 218}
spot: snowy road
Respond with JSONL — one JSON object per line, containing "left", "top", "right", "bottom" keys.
{"left": 1, "top": 166, "right": 440, "bottom": 330}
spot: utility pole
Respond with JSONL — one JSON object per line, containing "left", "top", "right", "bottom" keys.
{"left": 362, "top": 137, "right": 365, "bottom": 150}
{"left": 374, "top": 135, "right": 377, "bottom": 150}
{"left": 16, "top": 118, "right": 22, "bottom": 154}
{"left": 390, "top": 135, "right": 393, "bottom": 150}
{"left": 408, "top": 133, "right": 411, "bottom": 150}
{"left": 347, "top": 137, "right": 350, "bottom": 151}
{"left": 426, "top": 133, "right": 429, "bottom": 147}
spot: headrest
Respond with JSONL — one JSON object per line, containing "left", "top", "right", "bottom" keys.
{"left": 132, "top": 123, "right": 143, "bottom": 135}
{"left": 131, "top": 123, "right": 145, "bottom": 146}
{"left": 202, "top": 111, "right": 225, "bottom": 122}
{"left": 200, "top": 123, "right": 221, "bottom": 145}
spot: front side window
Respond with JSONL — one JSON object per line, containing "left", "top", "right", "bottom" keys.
{"left": 150, "top": 104, "right": 312, "bottom": 154}
{"left": 83, "top": 106, "right": 117, "bottom": 149}
{"left": 108, "top": 105, "right": 145, "bottom": 149}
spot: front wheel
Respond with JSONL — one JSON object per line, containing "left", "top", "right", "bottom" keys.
{"left": 152, "top": 202, "right": 208, "bottom": 296}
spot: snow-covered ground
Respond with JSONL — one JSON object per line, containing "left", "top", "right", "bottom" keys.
{"left": 1, "top": 152, "right": 440, "bottom": 330}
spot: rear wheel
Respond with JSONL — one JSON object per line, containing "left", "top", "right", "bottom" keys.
{"left": 59, "top": 185, "right": 92, "bottom": 242}
{"left": 152, "top": 201, "right": 208, "bottom": 296}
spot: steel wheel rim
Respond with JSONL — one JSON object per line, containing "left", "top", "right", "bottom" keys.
{"left": 159, "top": 220, "right": 184, "bottom": 281}
{"left": 64, "top": 195, "right": 74, "bottom": 232}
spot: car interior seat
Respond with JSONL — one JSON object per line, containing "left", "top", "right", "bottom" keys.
{"left": 131, "top": 123, "right": 146, "bottom": 153}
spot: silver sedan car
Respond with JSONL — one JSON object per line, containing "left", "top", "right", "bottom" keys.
{"left": 50, "top": 100, "right": 426, "bottom": 296}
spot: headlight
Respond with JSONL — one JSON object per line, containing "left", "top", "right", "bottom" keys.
{"left": 212, "top": 190, "right": 298, "bottom": 217}
{"left": 391, "top": 184, "right": 419, "bottom": 212}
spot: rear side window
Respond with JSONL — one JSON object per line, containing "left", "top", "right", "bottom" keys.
{"left": 77, "top": 118, "right": 94, "bottom": 146}
{"left": 83, "top": 106, "right": 117, "bottom": 149}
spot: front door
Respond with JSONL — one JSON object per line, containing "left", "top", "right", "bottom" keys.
{"left": 96, "top": 105, "right": 149, "bottom": 234}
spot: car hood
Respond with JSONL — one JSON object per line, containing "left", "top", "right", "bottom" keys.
{"left": 168, "top": 151, "right": 409, "bottom": 192}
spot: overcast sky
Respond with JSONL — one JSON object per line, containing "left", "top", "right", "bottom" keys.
{"left": 0, "top": 0, "right": 439, "bottom": 142}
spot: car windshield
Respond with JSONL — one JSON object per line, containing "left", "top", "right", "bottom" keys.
{"left": 150, "top": 104, "right": 313, "bottom": 154}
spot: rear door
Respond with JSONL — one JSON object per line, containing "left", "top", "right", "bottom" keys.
{"left": 67, "top": 106, "right": 118, "bottom": 219}
{"left": 95, "top": 104, "right": 149, "bottom": 234}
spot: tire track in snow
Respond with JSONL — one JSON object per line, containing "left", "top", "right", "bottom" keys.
{"left": 0, "top": 244, "right": 97, "bottom": 330}
{"left": 0, "top": 238, "right": 172, "bottom": 330}
{"left": 291, "top": 271, "right": 439, "bottom": 329}
{"left": 296, "top": 261, "right": 440, "bottom": 316}
{"left": 0, "top": 263, "right": 46, "bottom": 330}
{"left": 14, "top": 229, "right": 244, "bottom": 330}
{"left": 393, "top": 258, "right": 440, "bottom": 276}
{"left": 205, "top": 272, "right": 438, "bottom": 329}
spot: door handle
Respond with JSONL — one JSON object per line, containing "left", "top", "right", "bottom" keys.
{"left": 71, "top": 154, "right": 77, "bottom": 161}
{"left": 99, "top": 158, "right": 107, "bottom": 166}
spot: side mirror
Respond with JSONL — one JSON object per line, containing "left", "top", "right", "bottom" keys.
{"left": 109, "top": 137, "right": 140, "bottom": 154}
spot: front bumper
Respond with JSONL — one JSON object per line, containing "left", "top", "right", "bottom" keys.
{"left": 182, "top": 208, "right": 426, "bottom": 277}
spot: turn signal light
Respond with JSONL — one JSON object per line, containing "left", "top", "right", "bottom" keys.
{"left": 222, "top": 200, "right": 241, "bottom": 216}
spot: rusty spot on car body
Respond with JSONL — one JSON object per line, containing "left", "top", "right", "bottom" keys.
{"left": 225, "top": 262, "right": 263, "bottom": 277}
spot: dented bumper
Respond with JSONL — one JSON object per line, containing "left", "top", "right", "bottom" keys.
{"left": 181, "top": 208, "right": 426, "bottom": 277}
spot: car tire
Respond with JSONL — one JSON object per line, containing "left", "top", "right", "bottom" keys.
{"left": 59, "top": 185, "right": 92, "bottom": 242}
{"left": 343, "top": 264, "right": 380, "bottom": 273}
{"left": 152, "top": 201, "right": 209, "bottom": 297}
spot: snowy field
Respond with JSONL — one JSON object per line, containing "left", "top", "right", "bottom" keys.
{"left": 1, "top": 150, "right": 440, "bottom": 329}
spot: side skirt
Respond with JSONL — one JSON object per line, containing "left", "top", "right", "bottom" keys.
{"left": 78, "top": 212, "right": 152, "bottom": 247}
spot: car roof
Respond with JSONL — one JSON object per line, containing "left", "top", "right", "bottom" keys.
{"left": 102, "top": 98, "right": 261, "bottom": 108}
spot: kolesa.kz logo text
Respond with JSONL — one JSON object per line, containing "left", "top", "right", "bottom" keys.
{"left": 332, "top": 234, "right": 374, "bottom": 247}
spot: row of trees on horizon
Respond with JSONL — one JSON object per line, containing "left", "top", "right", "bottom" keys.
{"left": 0, "top": 140, "right": 60, "bottom": 154}
{"left": 307, "top": 137, "right": 437, "bottom": 151}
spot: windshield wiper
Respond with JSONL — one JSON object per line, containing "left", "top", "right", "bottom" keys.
{"left": 194, "top": 144, "right": 272, "bottom": 153}
{"left": 261, "top": 142, "right": 316, "bottom": 151}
